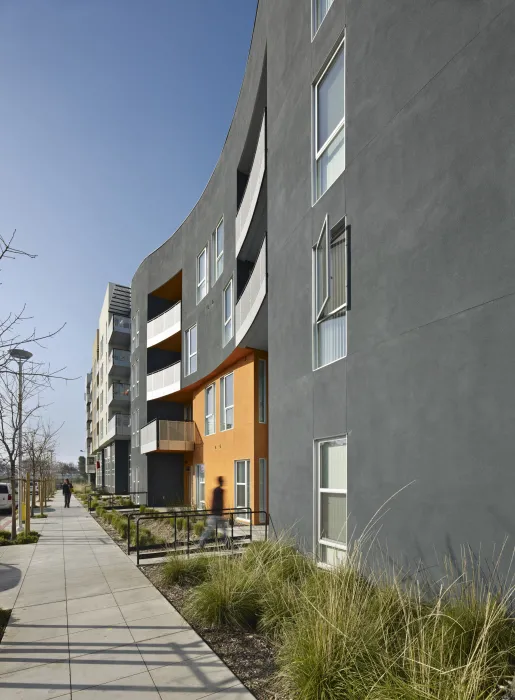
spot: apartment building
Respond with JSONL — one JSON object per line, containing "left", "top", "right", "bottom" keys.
{"left": 84, "top": 372, "right": 95, "bottom": 483}
{"left": 88, "top": 0, "right": 515, "bottom": 573}
{"left": 87, "top": 283, "right": 131, "bottom": 493}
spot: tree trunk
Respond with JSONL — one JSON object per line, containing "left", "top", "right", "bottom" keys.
{"left": 31, "top": 464, "right": 36, "bottom": 517}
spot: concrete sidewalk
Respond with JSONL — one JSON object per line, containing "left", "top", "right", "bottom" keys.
{"left": 0, "top": 493, "right": 253, "bottom": 699}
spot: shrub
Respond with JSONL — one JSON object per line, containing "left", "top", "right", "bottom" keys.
{"left": 193, "top": 520, "right": 205, "bottom": 537}
{"left": 163, "top": 554, "right": 211, "bottom": 587}
{"left": 15, "top": 532, "right": 39, "bottom": 544}
{"left": 184, "top": 556, "right": 261, "bottom": 629}
{"left": 0, "top": 530, "right": 11, "bottom": 540}
{"left": 33, "top": 514, "right": 48, "bottom": 519}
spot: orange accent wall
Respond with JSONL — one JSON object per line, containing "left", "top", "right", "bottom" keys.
{"left": 191, "top": 350, "right": 268, "bottom": 524}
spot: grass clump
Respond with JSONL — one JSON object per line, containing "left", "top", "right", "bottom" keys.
{"left": 163, "top": 554, "right": 211, "bottom": 586}
{"left": 15, "top": 532, "right": 39, "bottom": 544}
{"left": 193, "top": 520, "right": 205, "bottom": 537}
{"left": 33, "top": 514, "right": 48, "bottom": 519}
{"left": 0, "top": 530, "right": 11, "bottom": 541}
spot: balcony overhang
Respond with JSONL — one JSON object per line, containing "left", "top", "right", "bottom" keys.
{"left": 140, "top": 420, "right": 195, "bottom": 454}
{"left": 235, "top": 114, "right": 266, "bottom": 258}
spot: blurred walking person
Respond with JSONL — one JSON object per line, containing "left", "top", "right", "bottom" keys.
{"left": 199, "top": 476, "right": 228, "bottom": 549}
{"left": 62, "top": 479, "right": 72, "bottom": 508}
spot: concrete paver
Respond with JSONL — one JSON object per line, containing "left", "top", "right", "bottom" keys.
{"left": 0, "top": 493, "right": 253, "bottom": 698}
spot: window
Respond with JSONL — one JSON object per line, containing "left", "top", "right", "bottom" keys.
{"left": 135, "top": 358, "right": 139, "bottom": 398}
{"left": 258, "top": 458, "right": 267, "bottom": 524}
{"left": 313, "top": 0, "right": 334, "bottom": 35}
{"left": 316, "top": 436, "right": 347, "bottom": 566}
{"left": 314, "top": 39, "right": 345, "bottom": 200}
{"left": 184, "top": 403, "right": 193, "bottom": 421}
{"left": 223, "top": 279, "right": 233, "bottom": 346}
{"left": 258, "top": 359, "right": 267, "bottom": 423}
{"left": 196, "top": 246, "right": 208, "bottom": 303}
{"left": 195, "top": 464, "right": 205, "bottom": 508}
{"left": 100, "top": 391, "right": 104, "bottom": 412}
{"left": 185, "top": 324, "right": 197, "bottom": 376}
{"left": 205, "top": 384, "right": 216, "bottom": 436}
{"left": 220, "top": 372, "right": 234, "bottom": 431}
{"left": 313, "top": 216, "right": 347, "bottom": 368}
{"left": 211, "top": 218, "right": 224, "bottom": 284}
{"left": 131, "top": 409, "right": 139, "bottom": 449}
{"left": 235, "top": 460, "right": 250, "bottom": 517}
{"left": 100, "top": 418, "right": 104, "bottom": 439}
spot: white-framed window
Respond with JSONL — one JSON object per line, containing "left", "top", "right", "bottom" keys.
{"left": 223, "top": 279, "right": 233, "bottom": 346}
{"left": 312, "top": 0, "right": 334, "bottom": 36}
{"left": 100, "top": 418, "right": 104, "bottom": 439}
{"left": 211, "top": 218, "right": 224, "bottom": 284}
{"left": 220, "top": 372, "right": 234, "bottom": 431}
{"left": 131, "top": 409, "right": 139, "bottom": 449}
{"left": 258, "top": 359, "right": 267, "bottom": 423}
{"left": 258, "top": 458, "right": 267, "bottom": 524}
{"left": 135, "top": 310, "right": 140, "bottom": 349}
{"left": 196, "top": 246, "right": 208, "bottom": 303}
{"left": 313, "top": 216, "right": 347, "bottom": 369}
{"left": 235, "top": 459, "right": 250, "bottom": 517}
{"left": 314, "top": 37, "right": 345, "bottom": 201}
{"left": 205, "top": 383, "right": 216, "bottom": 436}
{"left": 185, "top": 324, "right": 197, "bottom": 376}
{"left": 195, "top": 464, "right": 205, "bottom": 509}
{"left": 135, "top": 358, "right": 139, "bottom": 398}
{"left": 315, "top": 436, "right": 347, "bottom": 566}
{"left": 100, "top": 391, "right": 104, "bottom": 412}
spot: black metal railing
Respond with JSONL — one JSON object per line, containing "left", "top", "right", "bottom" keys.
{"left": 87, "top": 491, "right": 148, "bottom": 513}
{"left": 133, "top": 508, "right": 268, "bottom": 565}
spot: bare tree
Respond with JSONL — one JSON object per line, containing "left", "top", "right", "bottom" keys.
{"left": 24, "top": 421, "right": 61, "bottom": 516}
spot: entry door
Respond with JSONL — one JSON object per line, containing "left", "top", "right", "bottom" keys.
{"left": 195, "top": 464, "right": 205, "bottom": 509}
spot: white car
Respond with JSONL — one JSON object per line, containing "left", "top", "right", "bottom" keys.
{"left": 0, "top": 482, "right": 13, "bottom": 513}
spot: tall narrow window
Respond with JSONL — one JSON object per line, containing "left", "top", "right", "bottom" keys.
{"left": 197, "top": 246, "right": 208, "bottom": 303}
{"left": 135, "top": 310, "right": 140, "bottom": 349}
{"left": 135, "top": 358, "right": 139, "bottom": 398}
{"left": 313, "top": 0, "right": 334, "bottom": 35}
{"left": 258, "top": 458, "right": 267, "bottom": 524}
{"left": 196, "top": 464, "right": 205, "bottom": 508}
{"left": 223, "top": 279, "right": 233, "bottom": 346}
{"left": 314, "top": 39, "right": 345, "bottom": 200}
{"left": 205, "top": 383, "right": 216, "bottom": 436}
{"left": 135, "top": 409, "right": 139, "bottom": 448}
{"left": 313, "top": 216, "right": 347, "bottom": 368}
{"left": 220, "top": 372, "right": 234, "bottom": 431}
{"left": 185, "top": 324, "right": 197, "bottom": 376}
{"left": 211, "top": 218, "right": 224, "bottom": 284}
{"left": 316, "top": 436, "right": 347, "bottom": 566}
{"left": 258, "top": 359, "right": 267, "bottom": 423}
{"left": 235, "top": 459, "right": 250, "bottom": 517}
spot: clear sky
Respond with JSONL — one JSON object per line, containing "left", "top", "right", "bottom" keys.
{"left": 0, "top": 0, "right": 257, "bottom": 463}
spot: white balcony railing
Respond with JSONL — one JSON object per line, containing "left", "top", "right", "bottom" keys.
{"left": 147, "top": 302, "right": 181, "bottom": 348}
{"left": 106, "top": 413, "right": 130, "bottom": 441}
{"left": 235, "top": 237, "right": 267, "bottom": 345}
{"left": 147, "top": 361, "right": 181, "bottom": 401}
{"left": 235, "top": 113, "right": 266, "bottom": 257}
{"left": 140, "top": 419, "right": 195, "bottom": 454}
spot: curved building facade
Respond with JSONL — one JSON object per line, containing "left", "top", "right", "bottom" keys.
{"left": 128, "top": 0, "right": 515, "bottom": 568}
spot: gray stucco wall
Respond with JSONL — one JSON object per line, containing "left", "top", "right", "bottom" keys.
{"left": 130, "top": 0, "right": 515, "bottom": 575}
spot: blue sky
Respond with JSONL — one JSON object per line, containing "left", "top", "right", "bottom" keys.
{"left": 0, "top": 0, "right": 257, "bottom": 463}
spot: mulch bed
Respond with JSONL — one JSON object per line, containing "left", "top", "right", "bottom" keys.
{"left": 142, "top": 564, "right": 279, "bottom": 700}
{"left": 0, "top": 608, "right": 11, "bottom": 643}
{"left": 92, "top": 510, "right": 280, "bottom": 698}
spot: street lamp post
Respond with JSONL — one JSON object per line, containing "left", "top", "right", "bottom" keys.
{"left": 9, "top": 348, "right": 33, "bottom": 537}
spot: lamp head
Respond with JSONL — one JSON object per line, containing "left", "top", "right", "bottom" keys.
{"left": 9, "top": 349, "right": 33, "bottom": 361}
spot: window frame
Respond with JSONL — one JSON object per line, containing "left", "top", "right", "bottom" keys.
{"left": 195, "top": 464, "right": 205, "bottom": 509}
{"left": 196, "top": 245, "right": 208, "bottom": 304}
{"left": 135, "top": 310, "right": 140, "bottom": 349}
{"left": 220, "top": 372, "right": 234, "bottom": 432}
{"left": 222, "top": 278, "right": 233, "bottom": 346}
{"left": 211, "top": 218, "right": 224, "bottom": 284}
{"left": 205, "top": 383, "right": 216, "bottom": 436}
{"left": 313, "top": 36, "right": 346, "bottom": 202}
{"left": 234, "top": 459, "right": 251, "bottom": 520}
{"left": 185, "top": 324, "right": 197, "bottom": 376}
{"left": 314, "top": 435, "right": 348, "bottom": 564}
{"left": 258, "top": 359, "right": 267, "bottom": 424}
{"left": 312, "top": 215, "right": 348, "bottom": 370}
{"left": 312, "top": 0, "right": 334, "bottom": 38}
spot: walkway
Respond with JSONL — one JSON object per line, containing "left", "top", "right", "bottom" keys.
{"left": 0, "top": 493, "right": 253, "bottom": 699}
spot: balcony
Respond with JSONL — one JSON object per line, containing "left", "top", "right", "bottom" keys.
{"left": 235, "top": 237, "right": 267, "bottom": 345}
{"left": 105, "top": 414, "right": 130, "bottom": 442}
{"left": 108, "top": 314, "right": 131, "bottom": 348}
{"left": 147, "top": 361, "right": 181, "bottom": 401}
{"left": 235, "top": 114, "right": 266, "bottom": 257}
{"left": 147, "top": 302, "right": 181, "bottom": 349}
{"left": 140, "top": 419, "right": 195, "bottom": 454}
{"left": 108, "top": 348, "right": 130, "bottom": 377}
{"left": 108, "top": 382, "right": 130, "bottom": 408}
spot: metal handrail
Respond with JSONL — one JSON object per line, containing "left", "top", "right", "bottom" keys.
{"left": 134, "top": 508, "right": 268, "bottom": 565}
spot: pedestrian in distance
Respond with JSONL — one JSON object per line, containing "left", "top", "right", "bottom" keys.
{"left": 62, "top": 479, "right": 72, "bottom": 508}
{"left": 199, "top": 476, "right": 229, "bottom": 549}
